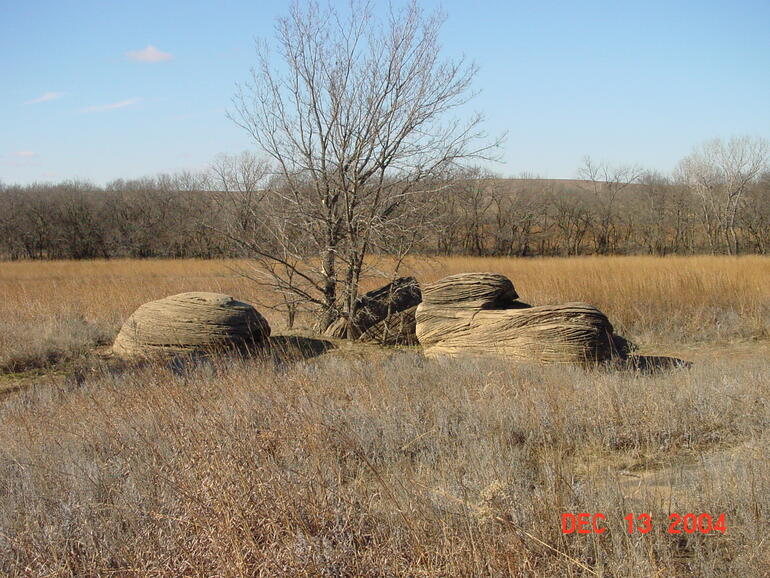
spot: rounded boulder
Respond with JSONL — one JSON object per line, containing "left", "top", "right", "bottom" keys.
{"left": 113, "top": 292, "right": 270, "bottom": 358}
{"left": 421, "top": 272, "right": 518, "bottom": 308}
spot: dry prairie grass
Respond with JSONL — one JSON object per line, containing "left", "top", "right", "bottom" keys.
{"left": 0, "top": 256, "right": 768, "bottom": 575}
{"left": 0, "top": 350, "right": 767, "bottom": 576}
{"left": 1, "top": 255, "right": 767, "bottom": 354}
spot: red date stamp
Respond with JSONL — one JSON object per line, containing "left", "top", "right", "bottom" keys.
{"left": 561, "top": 513, "right": 727, "bottom": 534}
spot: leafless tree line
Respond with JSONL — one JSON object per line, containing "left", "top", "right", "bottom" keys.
{"left": 2, "top": 146, "right": 767, "bottom": 263}
{"left": 434, "top": 138, "right": 769, "bottom": 257}
{"left": 432, "top": 172, "right": 767, "bottom": 258}
{"left": 0, "top": 175, "right": 224, "bottom": 260}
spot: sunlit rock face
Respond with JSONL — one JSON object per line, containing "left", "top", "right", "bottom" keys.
{"left": 113, "top": 292, "right": 270, "bottom": 358}
{"left": 416, "top": 272, "right": 620, "bottom": 364}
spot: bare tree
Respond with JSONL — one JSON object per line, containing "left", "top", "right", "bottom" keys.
{"left": 208, "top": 152, "right": 271, "bottom": 240}
{"left": 741, "top": 171, "right": 770, "bottom": 254}
{"left": 550, "top": 193, "right": 593, "bottom": 256}
{"left": 677, "top": 136, "right": 769, "bottom": 254}
{"left": 447, "top": 168, "right": 497, "bottom": 256}
{"left": 489, "top": 177, "right": 548, "bottom": 257}
{"left": 635, "top": 171, "right": 672, "bottom": 255}
{"left": 229, "top": 0, "right": 497, "bottom": 334}
{"left": 578, "top": 157, "right": 642, "bottom": 255}
{"left": 206, "top": 153, "right": 307, "bottom": 328}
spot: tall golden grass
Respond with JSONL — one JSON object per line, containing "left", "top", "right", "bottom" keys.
{"left": 1, "top": 255, "right": 767, "bottom": 343}
{"left": 0, "top": 255, "right": 768, "bottom": 575}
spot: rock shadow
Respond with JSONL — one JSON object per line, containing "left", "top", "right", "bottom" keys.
{"left": 106, "top": 335, "right": 335, "bottom": 379}
{"left": 613, "top": 355, "right": 693, "bottom": 374}
{"left": 165, "top": 336, "right": 336, "bottom": 375}
{"left": 266, "top": 335, "right": 336, "bottom": 363}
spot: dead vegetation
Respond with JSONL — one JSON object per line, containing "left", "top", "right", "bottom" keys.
{"left": 0, "top": 255, "right": 767, "bottom": 575}
{"left": 0, "top": 314, "right": 112, "bottom": 375}
{"left": 0, "top": 349, "right": 767, "bottom": 575}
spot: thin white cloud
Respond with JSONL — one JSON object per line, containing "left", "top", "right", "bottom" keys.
{"left": 126, "top": 45, "right": 173, "bottom": 62}
{"left": 25, "top": 92, "right": 64, "bottom": 104}
{"left": 81, "top": 98, "right": 141, "bottom": 113}
{"left": 0, "top": 151, "right": 39, "bottom": 167}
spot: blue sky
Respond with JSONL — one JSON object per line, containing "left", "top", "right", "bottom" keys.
{"left": 2, "top": 0, "right": 769, "bottom": 185}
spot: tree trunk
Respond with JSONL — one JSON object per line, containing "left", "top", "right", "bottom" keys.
{"left": 318, "top": 244, "right": 337, "bottom": 332}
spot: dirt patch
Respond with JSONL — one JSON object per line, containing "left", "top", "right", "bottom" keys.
{"left": 588, "top": 437, "right": 769, "bottom": 512}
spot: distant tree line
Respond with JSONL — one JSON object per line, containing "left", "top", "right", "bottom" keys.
{"left": 1, "top": 138, "right": 768, "bottom": 261}
{"left": 434, "top": 170, "right": 770, "bottom": 257}
{"left": 0, "top": 175, "right": 229, "bottom": 260}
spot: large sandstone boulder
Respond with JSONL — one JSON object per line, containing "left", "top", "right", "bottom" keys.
{"left": 113, "top": 292, "right": 270, "bottom": 358}
{"left": 421, "top": 272, "right": 518, "bottom": 309}
{"left": 416, "top": 273, "right": 620, "bottom": 363}
{"left": 324, "top": 277, "right": 421, "bottom": 342}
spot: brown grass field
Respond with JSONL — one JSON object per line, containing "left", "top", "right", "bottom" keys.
{"left": 0, "top": 256, "right": 768, "bottom": 576}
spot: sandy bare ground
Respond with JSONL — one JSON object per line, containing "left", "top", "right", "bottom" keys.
{"left": 578, "top": 340, "right": 768, "bottom": 518}
{"left": 615, "top": 436, "right": 767, "bottom": 507}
